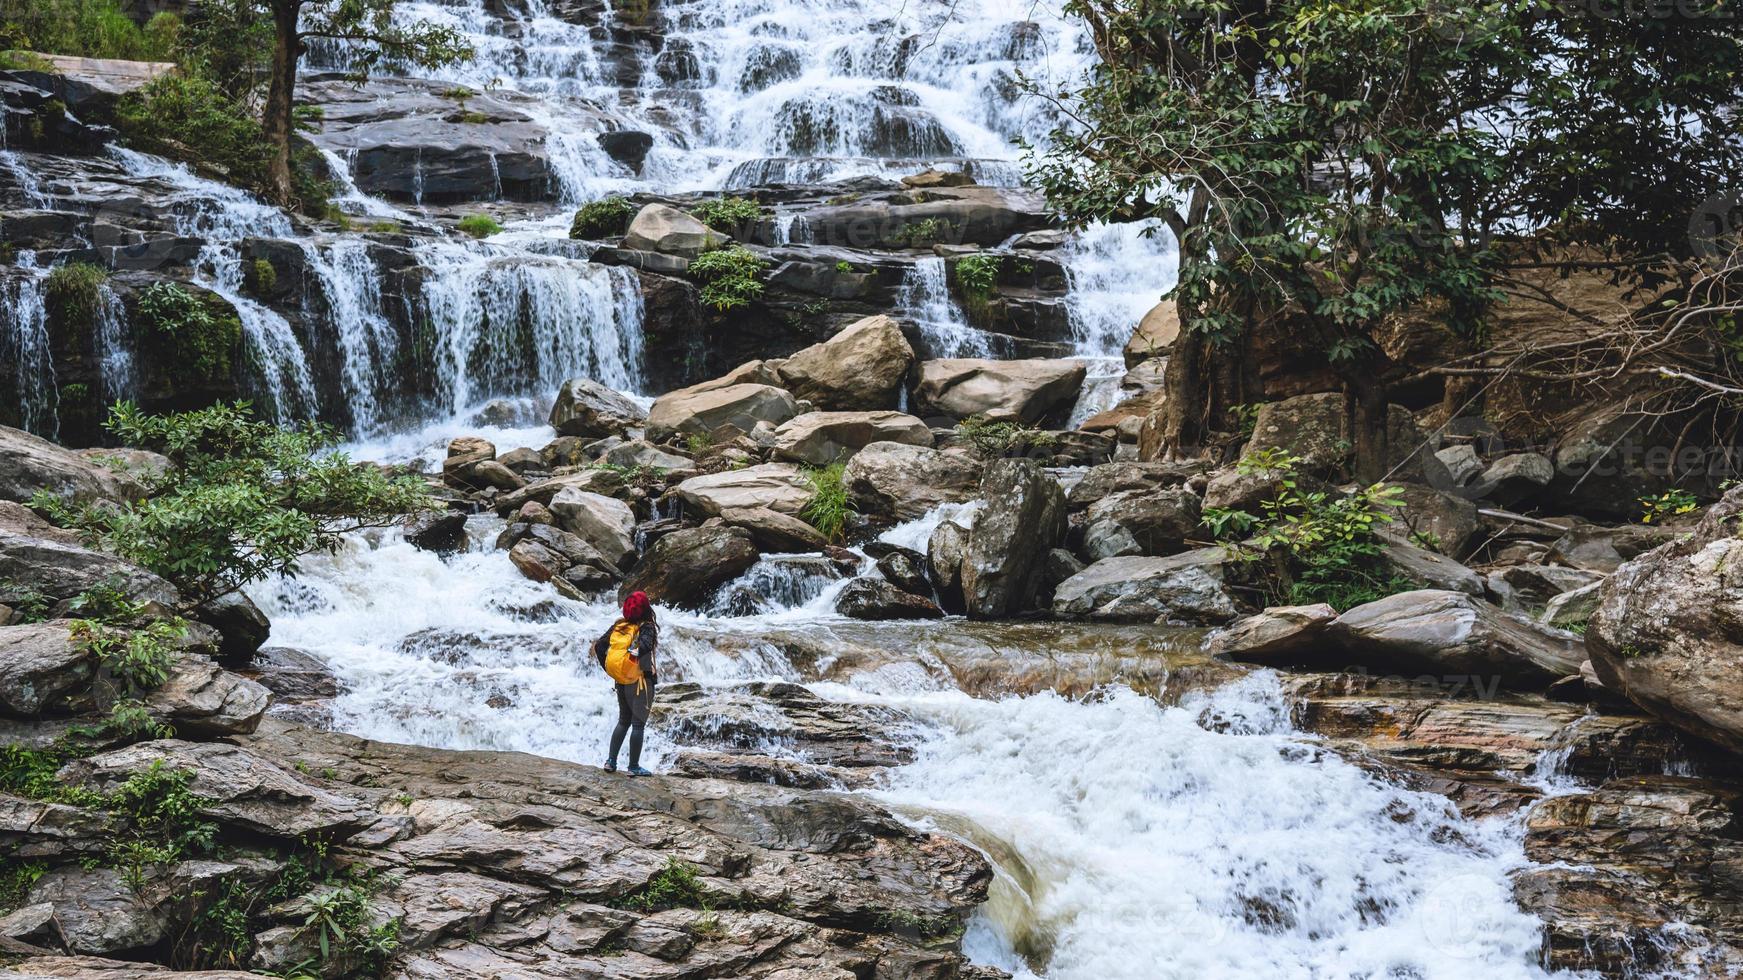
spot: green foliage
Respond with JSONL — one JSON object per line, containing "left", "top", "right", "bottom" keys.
{"left": 683, "top": 432, "right": 714, "bottom": 455}
{"left": 689, "top": 196, "right": 761, "bottom": 231}
{"left": 44, "top": 261, "right": 107, "bottom": 329}
{"left": 456, "top": 213, "right": 502, "bottom": 239}
{"left": 0, "top": 0, "right": 179, "bottom": 60}
{"left": 900, "top": 217, "right": 943, "bottom": 247}
{"left": 134, "top": 282, "right": 242, "bottom": 390}
{"left": 115, "top": 71, "right": 273, "bottom": 190}
{"left": 71, "top": 615, "right": 185, "bottom": 697}
{"left": 1638, "top": 489, "right": 1698, "bottom": 525}
{"left": 1, "top": 859, "right": 46, "bottom": 912}
{"left": 1229, "top": 403, "right": 1263, "bottom": 440}
{"left": 0, "top": 48, "right": 54, "bottom": 71}
{"left": 617, "top": 859, "right": 715, "bottom": 913}
{"left": 688, "top": 246, "right": 767, "bottom": 312}
{"left": 0, "top": 742, "right": 101, "bottom": 806}
{"left": 570, "top": 196, "right": 637, "bottom": 239}
{"left": 1, "top": 580, "right": 54, "bottom": 623}
{"left": 303, "top": 884, "right": 400, "bottom": 973}
{"left": 800, "top": 463, "right": 851, "bottom": 541}
{"left": 1204, "top": 451, "right": 1413, "bottom": 611}
{"left": 34, "top": 402, "right": 431, "bottom": 609}
{"left": 108, "top": 761, "right": 218, "bottom": 891}
{"left": 834, "top": 260, "right": 852, "bottom": 274}
{"left": 249, "top": 258, "right": 278, "bottom": 296}
{"left": 954, "top": 253, "right": 1000, "bottom": 297}
{"left": 957, "top": 414, "right": 1057, "bottom": 460}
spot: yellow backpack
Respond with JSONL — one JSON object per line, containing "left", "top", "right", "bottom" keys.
{"left": 603, "top": 621, "right": 644, "bottom": 687}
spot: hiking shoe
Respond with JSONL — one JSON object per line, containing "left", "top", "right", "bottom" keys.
{"left": 603, "top": 761, "right": 618, "bottom": 773}
{"left": 627, "top": 766, "right": 654, "bottom": 777}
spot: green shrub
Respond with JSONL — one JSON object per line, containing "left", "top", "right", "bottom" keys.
{"left": 687, "top": 245, "right": 767, "bottom": 311}
{"left": 617, "top": 859, "right": 714, "bottom": 912}
{"left": 690, "top": 196, "right": 761, "bottom": 231}
{"left": 44, "top": 261, "right": 107, "bottom": 329}
{"left": 1, "top": 860, "right": 46, "bottom": 913}
{"left": 0, "top": 0, "right": 177, "bottom": 60}
{"left": 456, "top": 213, "right": 502, "bottom": 238}
{"left": 1638, "top": 488, "right": 1698, "bottom": 525}
{"left": 800, "top": 463, "right": 851, "bottom": 541}
{"left": 135, "top": 282, "right": 241, "bottom": 389}
{"left": 834, "top": 260, "right": 852, "bottom": 273}
{"left": 248, "top": 258, "right": 277, "bottom": 296}
{"left": 570, "top": 195, "right": 637, "bottom": 239}
{"left": 954, "top": 253, "right": 1000, "bottom": 297}
{"left": 0, "top": 49, "right": 54, "bottom": 72}
{"left": 115, "top": 72, "right": 271, "bottom": 192}
{"left": 957, "top": 414, "right": 1057, "bottom": 460}
{"left": 900, "top": 217, "right": 944, "bottom": 247}
{"left": 34, "top": 401, "right": 432, "bottom": 609}
{"left": 1202, "top": 450, "right": 1414, "bottom": 611}
{"left": 107, "top": 761, "right": 217, "bottom": 890}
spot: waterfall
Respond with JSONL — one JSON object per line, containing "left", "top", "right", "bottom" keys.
{"left": 318, "top": 147, "right": 421, "bottom": 223}
{"left": 1059, "top": 220, "right": 1180, "bottom": 425}
{"left": 1, "top": 253, "right": 58, "bottom": 438}
{"left": 94, "top": 282, "right": 135, "bottom": 402}
{"left": 413, "top": 240, "right": 647, "bottom": 415}
{"left": 898, "top": 256, "right": 999, "bottom": 358}
{"left": 301, "top": 240, "right": 400, "bottom": 435}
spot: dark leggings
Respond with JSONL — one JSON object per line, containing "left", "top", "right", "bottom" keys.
{"left": 609, "top": 681, "right": 653, "bottom": 768}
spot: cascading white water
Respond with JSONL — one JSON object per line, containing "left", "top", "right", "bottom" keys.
{"left": 413, "top": 239, "right": 646, "bottom": 415}
{"left": 1059, "top": 220, "right": 1179, "bottom": 425}
{"left": 249, "top": 520, "right": 1570, "bottom": 980}
{"left": 1, "top": 252, "right": 58, "bottom": 437}
{"left": 300, "top": 240, "right": 399, "bottom": 435}
{"left": 93, "top": 282, "right": 135, "bottom": 402}
{"left": 899, "top": 256, "right": 998, "bottom": 358}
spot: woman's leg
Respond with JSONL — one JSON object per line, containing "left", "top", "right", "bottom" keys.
{"left": 608, "top": 684, "right": 633, "bottom": 766}
{"left": 626, "top": 683, "right": 653, "bottom": 770}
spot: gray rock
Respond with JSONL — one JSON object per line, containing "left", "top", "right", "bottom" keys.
{"left": 0, "top": 503, "right": 180, "bottom": 610}
{"left": 549, "top": 377, "right": 649, "bottom": 439}
{"left": 602, "top": 440, "right": 697, "bottom": 475}
{"left": 0, "top": 620, "right": 91, "bottom": 716}
{"left": 1065, "top": 461, "right": 1198, "bottom": 510}
{"left": 842, "top": 443, "right": 984, "bottom": 521}
{"left": 1328, "top": 589, "right": 1585, "bottom": 686}
{"left": 834, "top": 578, "right": 943, "bottom": 620}
{"left": 26, "top": 867, "right": 162, "bottom": 955}
{"left": 1587, "top": 488, "right": 1743, "bottom": 754}
{"left": 927, "top": 514, "right": 973, "bottom": 616}
{"left": 1430, "top": 444, "right": 1485, "bottom": 487}
{"left": 1082, "top": 519, "right": 1142, "bottom": 562}
{"left": 1241, "top": 393, "right": 1350, "bottom": 477}
{"left": 1202, "top": 465, "right": 1288, "bottom": 513}
{"left": 771, "top": 411, "right": 933, "bottom": 466}
{"left": 495, "top": 447, "right": 547, "bottom": 475}
{"left": 247, "top": 647, "right": 339, "bottom": 703}
{"left": 1383, "top": 483, "right": 1482, "bottom": 558}
{"left": 1083, "top": 487, "right": 1200, "bottom": 557}
{"left": 621, "top": 526, "right": 759, "bottom": 610}
{"left": 1476, "top": 452, "right": 1554, "bottom": 506}
{"left": 912, "top": 358, "right": 1087, "bottom": 425}
{"left": 677, "top": 463, "right": 815, "bottom": 517}
{"left": 403, "top": 510, "right": 468, "bottom": 554}
{"left": 1206, "top": 604, "right": 1339, "bottom": 666}
{"left": 494, "top": 469, "right": 632, "bottom": 516}
{"left": 143, "top": 656, "right": 270, "bottom": 736}
{"left": 1491, "top": 564, "right": 1606, "bottom": 611}
{"left": 548, "top": 487, "right": 637, "bottom": 568}
{"left": 623, "top": 203, "right": 729, "bottom": 258}
{"left": 872, "top": 547, "right": 931, "bottom": 597}
{"left": 195, "top": 592, "right": 271, "bottom": 664}
{"left": 1541, "top": 581, "right": 1602, "bottom": 631}
{"left": 647, "top": 383, "right": 799, "bottom": 443}
{"left": 775, "top": 315, "right": 915, "bottom": 411}
{"left": 1052, "top": 549, "right": 1239, "bottom": 625}
{"left": 718, "top": 506, "right": 829, "bottom": 553}
{"left": 0, "top": 424, "right": 145, "bottom": 506}
{"left": 1379, "top": 536, "right": 1484, "bottom": 595}
{"left": 1547, "top": 524, "right": 1677, "bottom": 573}
{"left": 961, "top": 459, "right": 1066, "bottom": 619}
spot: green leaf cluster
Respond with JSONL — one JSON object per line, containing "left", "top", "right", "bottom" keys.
{"left": 688, "top": 245, "right": 768, "bottom": 312}
{"left": 689, "top": 196, "right": 762, "bottom": 231}
{"left": 570, "top": 196, "right": 637, "bottom": 239}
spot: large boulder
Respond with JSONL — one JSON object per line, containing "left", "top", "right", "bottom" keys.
{"left": 771, "top": 412, "right": 933, "bottom": 466}
{"left": 1383, "top": 483, "right": 1482, "bottom": 559}
{"left": 195, "top": 592, "right": 272, "bottom": 664}
{"left": 646, "top": 383, "right": 799, "bottom": 443}
{"left": 677, "top": 463, "right": 815, "bottom": 517}
{"left": 24, "top": 867, "right": 164, "bottom": 955}
{"left": 602, "top": 440, "right": 698, "bottom": 475}
{"left": 622, "top": 203, "right": 726, "bottom": 258}
{"left": 0, "top": 503, "right": 180, "bottom": 611}
{"left": 1124, "top": 300, "right": 1179, "bottom": 367}
{"left": 719, "top": 506, "right": 829, "bottom": 553}
{"left": 621, "top": 526, "right": 759, "bottom": 609}
{"left": 1082, "top": 487, "right": 1201, "bottom": 558}
{"left": 548, "top": 378, "right": 649, "bottom": 438}
{"left": 842, "top": 443, "right": 983, "bottom": 521}
{"left": 1547, "top": 524, "right": 1677, "bottom": 573}
{"left": 1587, "top": 489, "right": 1743, "bottom": 754}
{"left": 775, "top": 315, "right": 915, "bottom": 410}
{"left": 143, "top": 655, "right": 270, "bottom": 736}
{"left": 1206, "top": 604, "right": 1339, "bottom": 665}
{"left": 0, "top": 621, "right": 92, "bottom": 716}
{"left": 1328, "top": 589, "right": 1585, "bottom": 686}
{"left": 1066, "top": 461, "right": 1199, "bottom": 510}
{"left": 834, "top": 578, "right": 944, "bottom": 620}
{"left": 0, "top": 425, "right": 145, "bottom": 506}
{"left": 927, "top": 513, "right": 973, "bottom": 615}
{"left": 1051, "top": 549, "right": 1240, "bottom": 624}
{"left": 959, "top": 460, "right": 1066, "bottom": 619}
{"left": 911, "top": 358, "right": 1087, "bottom": 425}
{"left": 1241, "top": 392, "right": 1350, "bottom": 476}
{"left": 547, "top": 487, "right": 637, "bottom": 567}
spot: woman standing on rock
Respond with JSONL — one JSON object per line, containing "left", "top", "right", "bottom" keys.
{"left": 594, "top": 590, "right": 659, "bottom": 776}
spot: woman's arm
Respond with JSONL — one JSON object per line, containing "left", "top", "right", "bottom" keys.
{"left": 637, "top": 621, "right": 658, "bottom": 683}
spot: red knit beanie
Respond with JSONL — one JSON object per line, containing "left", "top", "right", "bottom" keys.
{"left": 622, "top": 591, "right": 652, "bottom": 623}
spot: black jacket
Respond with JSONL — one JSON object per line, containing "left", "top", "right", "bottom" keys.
{"left": 592, "top": 618, "right": 658, "bottom": 685}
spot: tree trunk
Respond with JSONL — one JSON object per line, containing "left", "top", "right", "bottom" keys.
{"left": 262, "top": 0, "right": 302, "bottom": 206}
{"left": 1348, "top": 379, "right": 1391, "bottom": 484}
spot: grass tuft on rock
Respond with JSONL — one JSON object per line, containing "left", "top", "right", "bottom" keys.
{"left": 801, "top": 462, "right": 851, "bottom": 541}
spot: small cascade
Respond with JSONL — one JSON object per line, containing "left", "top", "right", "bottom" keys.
{"left": 413, "top": 240, "right": 647, "bottom": 415}
{"left": 0, "top": 148, "right": 50, "bottom": 208}
{"left": 318, "top": 148, "right": 421, "bottom": 223}
{"left": 301, "top": 239, "right": 399, "bottom": 434}
{"left": 1, "top": 253, "right": 57, "bottom": 437}
{"left": 93, "top": 282, "right": 135, "bottom": 402}
{"left": 898, "top": 256, "right": 999, "bottom": 358}
{"left": 1059, "top": 220, "right": 1179, "bottom": 425}
{"left": 708, "top": 554, "right": 858, "bottom": 619}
